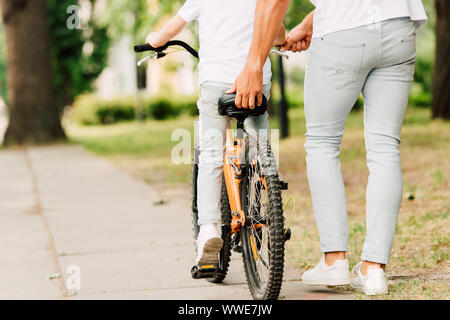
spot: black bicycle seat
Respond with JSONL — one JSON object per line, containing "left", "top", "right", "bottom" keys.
{"left": 218, "top": 93, "right": 268, "bottom": 120}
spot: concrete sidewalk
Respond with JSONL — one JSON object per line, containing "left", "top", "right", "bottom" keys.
{"left": 0, "top": 145, "right": 349, "bottom": 300}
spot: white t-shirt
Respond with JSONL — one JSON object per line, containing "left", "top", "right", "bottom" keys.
{"left": 178, "top": 0, "right": 272, "bottom": 85}
{"left": 309, "top": 0, "right": 428, "bottom": 38}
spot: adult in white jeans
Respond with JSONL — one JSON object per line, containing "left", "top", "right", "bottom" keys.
{"left": 231, "top": 0, "right": 427, "bottom": 295}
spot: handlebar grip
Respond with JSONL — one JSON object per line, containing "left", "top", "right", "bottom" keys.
{"left": 134, "top": 41, "right": 199, "bottom": 58}
{"left": 134, "top": 44, "right": 155, "bottom": 53}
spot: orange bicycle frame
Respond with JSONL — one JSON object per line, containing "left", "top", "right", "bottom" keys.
{"left": 223, "top": 127, "right": 246, "bottom": 234}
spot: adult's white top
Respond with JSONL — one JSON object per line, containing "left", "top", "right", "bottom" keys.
{"left": 309, "top": 0, "right": 428, "bottom": 38}
{"left": 178, "top": 0, "right": 272, "bottom": 85}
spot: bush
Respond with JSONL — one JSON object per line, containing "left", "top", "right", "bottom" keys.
{"left": 97, "top": 98, "right": 136, "bottom": 124}
{"left": 145, "top": 95, "right": 197, "bottom": 120}
{"left": 410, "top": 91, "right": 432, "bottom": 108}
{"left": 70, "top": 94, "right": 105, "bottom": 125}
{"left": 70, "top": 95, "right": 136, "bottom": 125}
{"left": 179, "top": 99, "right": 199, "bottom": 116}
{"left": 71, "top": 93, "right": 198, "bottom": 125}
{"left": 146, "top": 98, "right": 180, "bottom": 120}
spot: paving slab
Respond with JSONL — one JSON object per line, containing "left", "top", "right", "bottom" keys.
{"left": 0, "top": 150, "right": 62, "bottom": 299}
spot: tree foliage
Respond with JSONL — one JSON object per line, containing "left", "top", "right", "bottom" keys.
{"left": 48, "top": 0, "right": 109, "bottom": 109}
{"left": 0, "top": 0, "right": 439, "bottom": 116}
{"left": 413, "top": 0, "right": 435, "bottom": 104}
{"left": 101, "top": 0, "right": 185, "bottom": 42}
{"left": 284, "top": 0, "right": 315, "bottom": 30}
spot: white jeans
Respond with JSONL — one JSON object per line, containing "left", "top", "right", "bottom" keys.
{"left": 196, "top": 81, "right": 271, "bottom": 225}
{"left": 304, "top": 18, "right": 416, "bottom": 264}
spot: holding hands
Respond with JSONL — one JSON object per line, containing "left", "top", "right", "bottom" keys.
{"left": 228, "top": 9, "right": 315, "bottom": 109}
{"left": 281, "top": 23, "right": 313, "bottom": 53}
{"left": 280, "top": 12, "right": 314, "bottom": 53}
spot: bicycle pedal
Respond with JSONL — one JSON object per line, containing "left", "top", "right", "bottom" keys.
{"left": 191, "top": 264, "right": 218, "bottom": 279}
{"left": 280, "top": 181, "right": 288, "bottom": 190}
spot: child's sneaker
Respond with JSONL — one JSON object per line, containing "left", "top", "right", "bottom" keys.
{"left": 302, "top": 256, "right": 351, "bottom": 286}
{"left": 195, "top": 224, "right": 223, "bottom": 265}
{"left": 351, "top": 262, "right": 389, "bottom": 296}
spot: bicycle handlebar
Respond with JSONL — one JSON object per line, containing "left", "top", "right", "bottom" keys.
{"left": 134, "top": 44, "right": 156, "bottom": 53}
{"left": 134, "top": 40, "right": 199, "bottom": 59}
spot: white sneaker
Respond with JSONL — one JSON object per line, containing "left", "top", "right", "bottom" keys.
{"left": 302, "top": 256, "right": 351, "bottom": 286}
{"left": 195, "top": 224, "right": 223, "bottom": 265}
{"left": 351, "top": 262, "right": 389, "bottom": 296}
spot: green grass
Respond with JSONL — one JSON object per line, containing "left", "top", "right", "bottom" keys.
{"left": 66, "top": 105, "right": 450, "bottom": 300}
{"left": 66, "top": 115, "right": 195, "bottom": 156}
{"left": 65, "top": 115, "right": 196, "bottom": 184}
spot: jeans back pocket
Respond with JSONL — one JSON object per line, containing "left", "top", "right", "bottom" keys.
{"left": 317, "top": 37, "right": 365, "bottom": 89}
{"left": 400, "top": 37, "right": 416, "bottom": 62}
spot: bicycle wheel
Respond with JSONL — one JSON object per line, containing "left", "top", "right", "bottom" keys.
{"left": 240, "top": 142, "right": 285, "bottom": 300}
{"left": 191, "top": 159, "right": 232, "bottom": 283}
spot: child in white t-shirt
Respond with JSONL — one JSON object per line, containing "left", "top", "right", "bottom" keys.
{"left": 146, "top": 0, "right": 286, "bottom": 266}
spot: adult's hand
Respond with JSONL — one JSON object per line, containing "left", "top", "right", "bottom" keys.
{"left": 282, "top": 26, "right": 312, "bottom": 52}
{"left": 228, "top": 63, "right": 263, "bottom": 109}
{"left": 228, "top": 0, "right": 291, "bottom": 109}
{"left": 281, "top": 11, "right": 314, "bottom": 53}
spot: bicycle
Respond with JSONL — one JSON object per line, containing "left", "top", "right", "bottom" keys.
{"left": 135, "top": 41, "right": 291, "bottom": 300}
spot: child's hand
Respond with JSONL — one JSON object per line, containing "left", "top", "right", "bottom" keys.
{"left": 145, "top": 16, "right": 187, "bottom": 49}
{"left": 145, "top": 32, "right": 164, "bottom": 48}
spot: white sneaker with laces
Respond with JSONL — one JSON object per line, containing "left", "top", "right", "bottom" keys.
{"left": 351, "top": 262, "right": 389, "bottom": 296}
{"left": 195, "top": 224, "right": 223, "bottom": 265}
{"left": 302, "top": 256, "right": 351, "bottom": 286}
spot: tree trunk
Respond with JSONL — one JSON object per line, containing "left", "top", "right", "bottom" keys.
{"left": 432, "top": 0, "right": 450, "bottom": 119}
{"left": 1, "top": 0, "right": 65, "bottom": 145}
